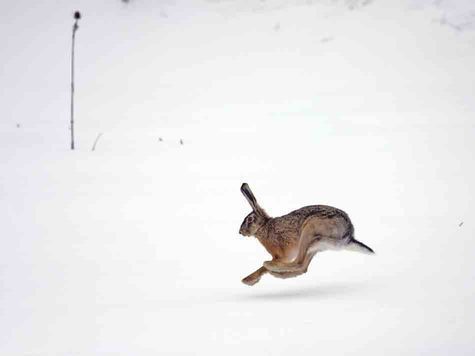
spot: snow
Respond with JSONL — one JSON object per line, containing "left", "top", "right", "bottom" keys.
{"left": 1, "top": 0, "right": 475, "bottom": 355}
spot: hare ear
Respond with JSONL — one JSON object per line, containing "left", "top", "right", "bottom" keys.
{"left": 241, "top": 183, "right": 268, "bottom": 217}
{"left": 241, "top": 183, "right": 258, "bottom": 211}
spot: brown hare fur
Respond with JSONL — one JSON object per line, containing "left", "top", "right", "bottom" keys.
{"left": 239, "top": 183, "right": 374, "bottom": 286}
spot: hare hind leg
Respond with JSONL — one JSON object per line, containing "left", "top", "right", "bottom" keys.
{"left": 242, "top": 253, "right": 317, "bottom": 285}
{"left": 242, "top": 266, "right": 268, "bottom": 286}
{"left": 264, "top": 226, "right": 322, "bottom": 273}
{"left": 241, "top": 266, "right": 299, "bottom": 285}
{"left": 241, "top": 266, "right": 300, "bottom": 285}
{"left": 264, "top": 225, "right": 320, "bottom": 273}
{"left": 269, "top": 251, "right": 317, "bottom": 278}
{"left": 264, "top": 233, "right": 320, "bottom": 273}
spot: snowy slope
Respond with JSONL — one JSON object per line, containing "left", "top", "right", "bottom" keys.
{"left": 1, "top": 0, "right": 475, "bottom": 355}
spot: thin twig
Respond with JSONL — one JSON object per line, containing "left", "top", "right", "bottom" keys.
{"left": 91, "top": 133, "right": 103, "bottom": 151}
{"left": 70, "top": 11, "right": 81, "bottom": 150}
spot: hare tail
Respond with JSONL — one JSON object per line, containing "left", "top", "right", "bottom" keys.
{"left": 346, "top": 238, "right": 375, "bottom": 255}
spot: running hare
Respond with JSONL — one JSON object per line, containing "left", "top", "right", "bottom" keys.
{"left": 239, "top": 183, "right": 374, "bottom": 286}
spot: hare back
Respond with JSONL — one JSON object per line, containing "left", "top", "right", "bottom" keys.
{"left": 269, "top": 205, "right": 353, "bottom": 243}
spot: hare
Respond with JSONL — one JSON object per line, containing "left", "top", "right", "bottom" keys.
{"left": 239, "top": 183, "right": 374, "bottom": 286}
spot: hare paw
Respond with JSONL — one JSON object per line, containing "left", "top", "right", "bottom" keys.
{"left": 242, "top": 275, "right": 260, "bottom": 286}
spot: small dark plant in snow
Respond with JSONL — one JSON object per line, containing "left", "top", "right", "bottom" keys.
{"left": 70, "top": 11, "right": 81, "bottom": 150}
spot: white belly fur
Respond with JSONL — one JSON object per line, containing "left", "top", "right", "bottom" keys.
{"left": 308, "top": 239, "right": 346, "bottom": 253}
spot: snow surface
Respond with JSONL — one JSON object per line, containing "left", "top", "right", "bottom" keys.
{"left": 1, "top": 0, "right": 475, "bottom": 355}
